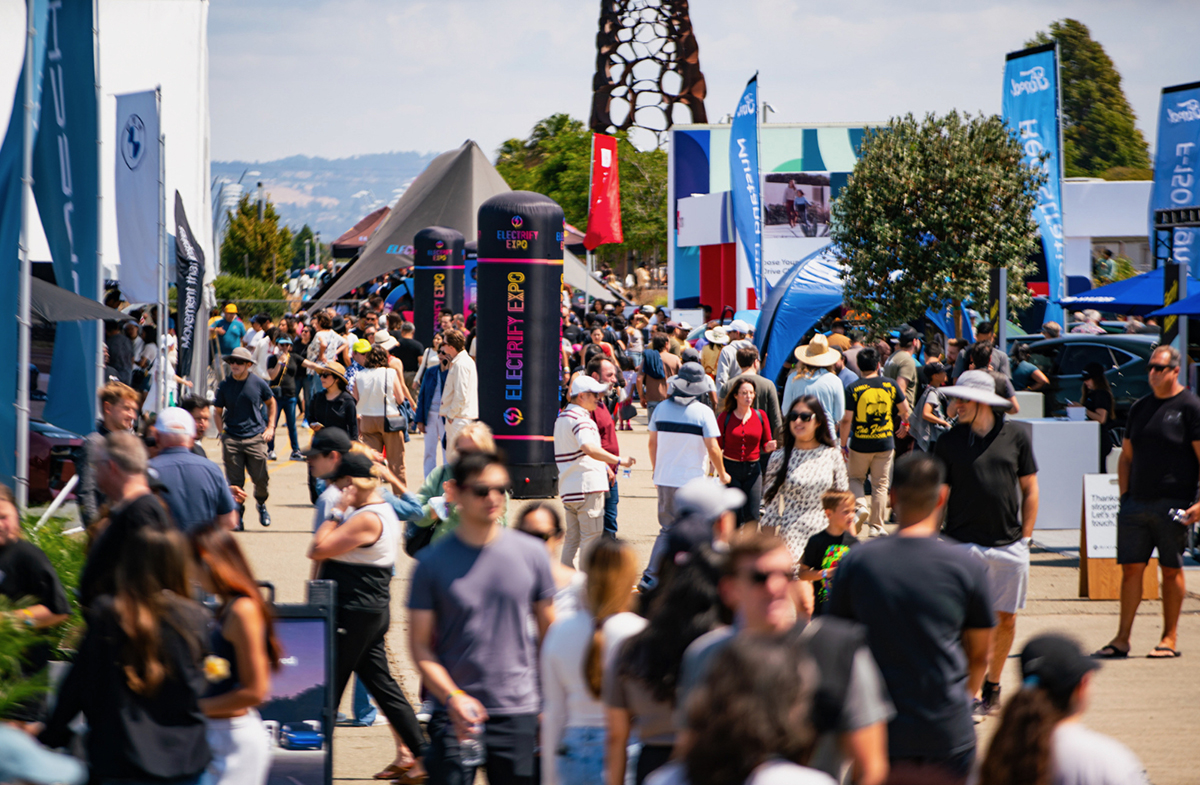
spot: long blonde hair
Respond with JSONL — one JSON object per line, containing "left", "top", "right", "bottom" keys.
{"left": 583, "top": 537, "right": 639, "bottom": 697}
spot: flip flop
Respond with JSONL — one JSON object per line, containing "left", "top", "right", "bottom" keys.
{"left": 374, "top": 764, "right": 410, "bottom": 780}
{"left": 1147, "top": 646, "right": 1182, "bottom": 659}
{"left": 1091, "top": 644, "right": 1129, "bottom": 659}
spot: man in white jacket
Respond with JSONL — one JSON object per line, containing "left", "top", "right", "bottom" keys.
{"left": 440, "top": 329, "right": 478, "bottom": 462}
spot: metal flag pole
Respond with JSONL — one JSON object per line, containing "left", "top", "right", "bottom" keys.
{"left": 585, "top": 132, "right": 596, "bottom": 310}
{"left": 157, "top": 85, "right": 168, "bottom": 411}
{"left": 94, "top": 0, "right": 104, "bottom": 403}
{"left": 15, "top": 0, "right": 37, "bottom": 510}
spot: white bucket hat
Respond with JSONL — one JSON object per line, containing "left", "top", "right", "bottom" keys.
{"left": 940, "top": 370, "right": 1012, "bottom": 409}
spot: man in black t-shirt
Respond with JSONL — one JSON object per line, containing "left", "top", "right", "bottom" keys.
{"left": 389, "top": 321, "right": 424, "bottom": 391}
{"left": 0, "top": 487, "right": 70, "bottom": 724}
{"left": 213, "top": 347, "right": 276, "bottom": 528}
{"left": 1097, "top": 345, "right": 1200, "bottom": 660}
{"left": 840, "top": 347, "right": 909, "bottom": 535}
{"left": 934, "top": 370, "right": 1037, "bottom": 717}
{"left": 829, "top": 453, "right": 994, "bottom": 785}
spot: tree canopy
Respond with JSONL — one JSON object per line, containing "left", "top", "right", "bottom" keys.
{"left": 495, "top": 114, "right": 667, "bottom": 266}
{"left": 219, "top": 194, "right": 294, "bottom": 283}
{"left": 1027, "top": 19, "right": 1151, "bottom": 179}
{"left": 830, "top": 111, "right": 1043, "bottom": 338}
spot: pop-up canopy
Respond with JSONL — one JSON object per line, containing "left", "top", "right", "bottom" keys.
{"left": 1059, "top": 267, "right": 1200, "bottom": 315}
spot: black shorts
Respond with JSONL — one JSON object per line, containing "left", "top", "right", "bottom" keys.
{"left": 1116, "top": 496, "right": 1191, "bottom": 569}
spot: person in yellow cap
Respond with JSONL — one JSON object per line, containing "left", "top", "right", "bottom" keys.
{"left": 346, "top": 337, "right": 372, "bottom": 389}
{"left": 211, "top": 303, "right": 245, "bottom": 360}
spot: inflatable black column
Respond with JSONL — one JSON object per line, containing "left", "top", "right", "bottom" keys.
{"left": 412, "top": 226, "right": 465, "bottom": 347}
{"left": 463, "top": 240, "right": 478, "bottom": 314}
{"left": 477, "top": 192, "right": 563, "bottom": 498}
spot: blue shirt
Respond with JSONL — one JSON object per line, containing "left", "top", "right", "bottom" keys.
{"left": 783, "top": 368, "right": 845, "bottom": 439}
{"left": 149, "top": 447, "right": 236, "bottom": 532}
{"left": 214, "top": 317, "right": 245, "bottom": 356}
{"left": 214, "top": 374, "right": 274, "bottom": 438}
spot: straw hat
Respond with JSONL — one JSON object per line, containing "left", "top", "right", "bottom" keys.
{"left": 793, "top": 334, "right": 841, "bottom": 367}
{"left": 318, "top": 361, "right": 347, "bottom": 383}
{"left": 704, "top": 326, "right": 731, "bottom": 345}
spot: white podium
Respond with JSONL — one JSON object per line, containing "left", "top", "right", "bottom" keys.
{"left": 1009, "top": 418, "right": 1100, "bottom": 530}
{"left": 1009, "top": 391, "right": 1044, "bottom": 419}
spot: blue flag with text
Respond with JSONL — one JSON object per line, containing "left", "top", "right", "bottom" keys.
{"left": 729, "top": 74, "right": 763, "bottom": 306}
{"left": 1150, "top": 82, "right": 1200, "bottom": 268}
{"left": 1002, "top": 43, "right": 1064, "bottom": 326}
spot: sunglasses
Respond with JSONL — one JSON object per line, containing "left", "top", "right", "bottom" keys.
{"left": 318, "top": 373, "right": 334, "bottom": 379}
{"left": 742, "top": 567, "right": 796, "bottom": 585}
{"left": 1148, "top": 363, "right": 1178, "bottom": 373}
{"left": 230, "top": 360, "right": 250, "bottom": 366}
{"left": 518, "top": 527, "right": 553, "bottom": 542}
{"left": 466, "top": 483, "right": 510, "bottom": 499}
{"left": 787, "top": 411, "right": 816, "bottom": 423}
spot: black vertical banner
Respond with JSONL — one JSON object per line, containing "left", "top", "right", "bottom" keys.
{"left": 476, "top": 192, "right": 564, "bottom": 498}
{"left": 174, "top": 191, "right": 205, "bottom": 379}
{"left": 413, "top": 227, "right": 464, "bottom": 347}
{"left": 988, "top": 267, "right": 1007, "bottom": 350}
{"left": 1162, "top": 263, "right": 1181, "bottom": 346}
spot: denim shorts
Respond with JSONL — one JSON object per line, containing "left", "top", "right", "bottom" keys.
{"left": 555, "top": 725, "right": 605, "bottom": 785}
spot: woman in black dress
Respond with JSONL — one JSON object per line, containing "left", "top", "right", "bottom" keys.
{"left": 1080, "top": 362, "right": 1116, "bottom": 471}
{"left": 306, "top": 360, "right": 357, "bottom": 439}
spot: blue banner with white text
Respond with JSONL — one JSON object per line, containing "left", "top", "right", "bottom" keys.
{"left": 1002, "top": 43, "right": 1064, "bottom": 326}
{"left": 0, "top": 0, "right": 49, "bottom": 488}
{"left": 1150, "top": 82, "right": 1200, "bottom": 269}
{"left": 33, "top": 0, "right": 100, "bottom": 436}
{"left": 729, "top": 75, "right": 763, "bottom": 305}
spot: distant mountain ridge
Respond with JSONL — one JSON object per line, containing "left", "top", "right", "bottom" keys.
{"left": 212, "top": 150, "right": 441, "bottom": 242}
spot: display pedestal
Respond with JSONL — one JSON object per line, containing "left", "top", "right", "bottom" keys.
{"left": 1011, "top": 419, "right": 1099, "bottom": 529}
{"left": 1079, "top": 523, "right": 1159, "bottom": 600}
{"left": 1010, "top": 391, "right": 1043, "bottom": 419}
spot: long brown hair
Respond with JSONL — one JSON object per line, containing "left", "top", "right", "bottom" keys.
{"left": 979, "top": 686, "right": 1068, "bottom": 785}
{"left": 190, "top": 523, "right": 282, "bottom": 671}
{"left": 763, "top": 396, "right": 835, "bottom": 505}
{"left": 722, "top": 377, "right": 756, "bottom": 416}
{"left": 113, "top": 526, "right": 197, "bottom": 696}
{"left": 582, "top": 537, "right": 639, "bottom": 697}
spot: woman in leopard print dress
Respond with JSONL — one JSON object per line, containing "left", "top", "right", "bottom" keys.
{"left": 761, "top": 395, "right": 849, "bottom": 569}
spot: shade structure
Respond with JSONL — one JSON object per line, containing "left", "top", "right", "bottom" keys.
{"left": 306, "top": 140, "right": 509, "bottom": 310}
{"left": 31, "top": 277, "right": 127, "bottom": 323}
{"left": 331, "top": 205, "right": 390, "bottom": 258}
{"left": 1149, "top": 289, "right": 1200, "bottom": 317}
{"left": 1058, "top": 267, "right": 1200, "bottom": 315}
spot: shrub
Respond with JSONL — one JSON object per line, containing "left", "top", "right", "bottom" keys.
{"left": 214, "top": 274, "right": 291, "bottom": 321}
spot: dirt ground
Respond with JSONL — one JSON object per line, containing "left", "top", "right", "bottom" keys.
{"left": 225, "top": 418, "right": 1200, "bottom": 785}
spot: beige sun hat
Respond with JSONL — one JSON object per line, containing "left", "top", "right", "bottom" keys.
{"left": 704, "top": 326, "right": 731, "bottom": 345}
{"left": 793, "top": 333, "right": 841, "bottom": 367}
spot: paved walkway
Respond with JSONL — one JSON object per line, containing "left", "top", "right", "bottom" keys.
{"left": 221, "top": 420, "right": 1200, "bottom": 784}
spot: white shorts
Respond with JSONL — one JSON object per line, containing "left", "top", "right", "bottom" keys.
{"left": 957, "top": 538, "right": 1029, "bottom": 615}
{"left": 202, "top": 709, "right": 271, "bottom": 785}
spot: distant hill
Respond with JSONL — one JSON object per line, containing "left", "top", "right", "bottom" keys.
{"left": 212, "top": 150, "right": 441, "bottom": 241}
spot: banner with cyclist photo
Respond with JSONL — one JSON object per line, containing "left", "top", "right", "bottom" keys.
{"left": 760, "top": 172, "right": 835, "bottom": 290}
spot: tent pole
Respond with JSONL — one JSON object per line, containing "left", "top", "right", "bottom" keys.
{"left": 15, "top": 1, "right": 36, "bottom": 510}
{"left": 157, "top": 86, "right": 167, "bottom": 412}
{"left": 94, "top": 0, "right": 104, "bottom": 408}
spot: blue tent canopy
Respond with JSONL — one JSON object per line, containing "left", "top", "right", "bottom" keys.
{"left": 755, "top": 244, "right": 977, "bottom": 384}
{"left": 1149, "top": 289, "right": 1200, "bottom": 317}
{"left": 1059, "top": 267, "right": 1200, "bottom": 316}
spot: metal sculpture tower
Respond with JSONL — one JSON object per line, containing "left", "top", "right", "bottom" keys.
{"left": 589, "top": 0, "right": 708, "bottom": 146}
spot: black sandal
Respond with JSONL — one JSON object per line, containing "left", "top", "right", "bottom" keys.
{"left": 1092, "top": 644, "right": 1129, "bottom": 659}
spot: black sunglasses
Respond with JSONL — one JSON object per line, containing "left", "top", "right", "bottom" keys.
{"left": 230, "top": 360, "right": 250, "bottom": 366}
{"left": 518, "top": 527, "right": 553, "bottom": 542}
{"left": 467, "top": 483, "right": 509, "bottom": 498}
{"left": 787, "top": 410, "right": 816, "bottom": 423}
{"left": 318, "top": 373, "right": 334, "bottom": 379}
{"left": 1148, "top": 363, "right": 1178, "bottom": 373}
{"left": 743, "top": 567, "right": 796, "bottom": 585}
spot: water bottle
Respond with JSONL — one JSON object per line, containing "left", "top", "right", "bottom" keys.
{"left": 623, "top": 464, "right": 632, "bottom": 478}
{"left": 460, "top": 723, "right": 486, "bottom": 768}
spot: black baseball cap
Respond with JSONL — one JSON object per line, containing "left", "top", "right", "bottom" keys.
{"left": 302, "top": 427, "right": 352, "bottom": 457}
{"left": 320, "top": 452, "right": 374, "bottom": 481}
{"left": 1022, "top": 633, "right": 1099, "bottom": 701}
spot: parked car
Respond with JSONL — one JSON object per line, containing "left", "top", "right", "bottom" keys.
{"left": 1014, "top": 334, "right": 1160, "bottom": 420}
{"left": 29, "top": 419, "right": 84, "bottom": 504}
{"left": 278, "top": 722, "right": 324, "bottom": 751}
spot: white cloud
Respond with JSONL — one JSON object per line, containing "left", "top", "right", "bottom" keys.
{"left": 135, "top": 0, "right": 1200, "bottom": 161}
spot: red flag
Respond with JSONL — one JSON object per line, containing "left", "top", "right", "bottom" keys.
{"left": 583, "top": 133, "right": 623, "bottom": 250}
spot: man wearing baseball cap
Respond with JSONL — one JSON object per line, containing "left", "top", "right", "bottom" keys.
{"left": 715, "top": 319, "right": 755, "bottom": 388}
{"left": 934, "top": 369, "right": 1039, "bottom": 717}
{"left": 148, "top": 407, "right": 238, "bottom": 533}
{"left": 555, "top": 375, "right": 635, "bottom": 568}
{"left": 214, "top": 346, "right": 277, "bottom": 528}
{"left": 211, "top": 302, "right": 245, "bottom": 361}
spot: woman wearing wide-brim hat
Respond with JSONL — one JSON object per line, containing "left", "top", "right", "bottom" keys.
{"left": 700, "top": 326, "right": 729, "bottom": 378}
{"left": 781, "top": 334, "right": 845, "bottom": 439}
{"left": 305, "top": 361, "right": 356, "bottom": 439}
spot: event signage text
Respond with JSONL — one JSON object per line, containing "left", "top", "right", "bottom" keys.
{"left": 1151, "top": 82, "right": 1200, "bottom": 270}
{"left": 173, "top": 192, "right": 205, "bottom": 381}
{"left": 729, "top": 74, "right": 763, "bottom": 305}
{"left": 1002, "top": 43, "right": 1064, "bottom": 327}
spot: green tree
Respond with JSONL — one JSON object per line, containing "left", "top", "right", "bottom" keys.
{"left": 219, "top": 194, "right": 294, "bottom": 283}
{"left": 214, "top": 274, "right": 289, "bottom": 321}
{"left": 1027, "top": 19, "right": 1151, "bottom": 178}
{"left": 830, "top": 111, "right": 1043, "bottom": 338}
{"left": 495, "top": 114, "right": 668, "bottom": 267}
{"left": 290, "top": 224, "right": 315, "bottom": 271}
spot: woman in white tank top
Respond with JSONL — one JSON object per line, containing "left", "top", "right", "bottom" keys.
{"left": 352, "top": 346, "right": 408, "bottom": 484}
{"left": 308, "top": 453, "right": 426, "bottom": 782}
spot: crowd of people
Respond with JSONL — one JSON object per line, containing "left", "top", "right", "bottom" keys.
{"left": 8, "top": 289, "right": 1197, "bottom": 785}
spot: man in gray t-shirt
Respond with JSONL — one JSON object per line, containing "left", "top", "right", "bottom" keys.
{"left": 409, "top": 452, "right": 556, "bottom": 784}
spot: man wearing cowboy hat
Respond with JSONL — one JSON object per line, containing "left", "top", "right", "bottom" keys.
{"left": 783, "top": 334, "right": 845, "bottom": 439}
{"left": 213, "top": 346, "right": 277, "bottom": 527}
{"left": 640, "top": 362, "right": 728, "bottom": 591}
{"left": 715, "top": 320, "right": 755, "bottom": 388}
{"left": 934, "top": 369, "right": 1039, "bottom": 717}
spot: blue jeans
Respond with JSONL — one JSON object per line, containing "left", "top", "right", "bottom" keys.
{"left": 354, "top": 676, "right": 378, "bottom": 724}
{"left": 272, "top": 394, "right": 299, "bottom": 454}
{"left": 556, "top": 726, "right": 605, "bottom": 785}
{"left": 604, "top": 480, "right": 619, "bottom": 536}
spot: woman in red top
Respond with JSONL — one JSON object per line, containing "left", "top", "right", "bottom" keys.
{"left": 718, "top": 378, "right": 777, "bottom": 527}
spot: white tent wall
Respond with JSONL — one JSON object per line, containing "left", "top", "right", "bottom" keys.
{"left": 0, "top": 0, "right": 213, "bottom": 287}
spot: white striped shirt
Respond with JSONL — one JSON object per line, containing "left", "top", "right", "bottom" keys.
{"left": 554, "top": 404, "right": 608, "bottom": 503}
